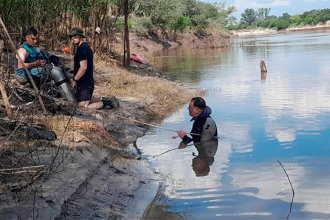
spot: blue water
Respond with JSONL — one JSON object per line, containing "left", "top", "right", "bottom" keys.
{"left": 139, "top": 31, "right": 330, "bottom": 220}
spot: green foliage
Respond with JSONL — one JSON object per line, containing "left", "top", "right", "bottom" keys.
{"left": 276, "top": 19, "right": 290, "bottom": 30}
{"left": 130, "top": 16, "right": 152, "bottom": 33}
{"left": 172, "top": 16, "right": 192, "bottom": 32}
{"left": 130, "top": 0, "right": 236, "bottom": 32}
{"left": 256, "top": 8, "right": 270, "bottom": 20}
{"left": 233, "top": 8, "right": 330, "bottom": 30}
{"left": 240, "top": 8, "right": 257, "bottom": 26}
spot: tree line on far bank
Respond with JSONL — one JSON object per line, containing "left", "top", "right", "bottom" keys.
{"left": 228, "top": 8, "right": 330, "bottom": 30}
{"left": 0, "top": 0, "right": 329, "bottom": 55}
{"left": 0, "top": 0, "right": 235, "bottom": 53}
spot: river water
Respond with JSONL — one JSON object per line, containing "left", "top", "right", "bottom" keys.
{"left": 138, "top": 31, "right": 330, "bottom": 220}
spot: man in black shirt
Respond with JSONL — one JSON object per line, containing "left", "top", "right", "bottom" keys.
{"left": 68, "top": 27, "right": 104, "bottom": 109}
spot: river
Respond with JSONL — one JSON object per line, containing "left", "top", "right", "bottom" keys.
{"left": 138, "top": 31, "right": 330, "bottom": 220}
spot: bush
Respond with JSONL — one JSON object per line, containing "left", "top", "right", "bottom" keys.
{"left": 276, "top": 19, "right": 290, "bottom": 30}
{"left": 130, "top": 16, "right": 153, "bottom": 33}
{"left": 172, "top": 16, "right": 192, "bottom": 31}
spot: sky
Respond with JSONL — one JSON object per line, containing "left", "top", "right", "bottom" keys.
{"left": 202, "top": 0, "right": 330, "bottom": 19}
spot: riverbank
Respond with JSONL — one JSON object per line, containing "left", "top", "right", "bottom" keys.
{"left": 0, "top": 28, "right": 231, "bottom": 219}
{"left": 232, "top": 21, "right": 330, "bottom": 36}
{"left": 0, "top": 59, "right": 203, "bottom": 219}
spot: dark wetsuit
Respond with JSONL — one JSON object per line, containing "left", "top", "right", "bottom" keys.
{"left": 73, "top": 42, "right": 94, "bottom": 102}
{"left": 182, "top": 106, "right": 218, "bottom": 145}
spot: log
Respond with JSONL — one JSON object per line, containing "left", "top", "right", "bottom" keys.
{"left": 260, "top": 60, "right": 267, "bottom": 81}
{"left": 0, "top": 81, "right": 12, "bottom": 117}
{"left": 260, "top": 60, "right": 267, "bottom": 72}
{"left": 0, "top": 40, "right": 12, "bottom": 117}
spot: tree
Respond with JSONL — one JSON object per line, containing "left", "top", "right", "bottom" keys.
{"left": 256, "top": 8, "right": 270, "bottom": 21}
{"left": 240, "top": 8, "right": 257, "bottom": 26}
{"left": 123, "top": 0, "right": 130, "bottom": 67}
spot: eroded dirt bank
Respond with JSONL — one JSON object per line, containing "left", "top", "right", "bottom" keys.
{"left": 0, "top": 60, "right": 202, "bottom": 219}
{"left": 0, "top": 29, "right": 229, "bottom": 219}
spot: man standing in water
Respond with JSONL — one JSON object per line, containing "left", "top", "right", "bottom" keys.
{"left": 177, "top": 97, "right": 218, "bottom": 147}
{"left": 68, "top": 27, "right": 106, "bottom": 109}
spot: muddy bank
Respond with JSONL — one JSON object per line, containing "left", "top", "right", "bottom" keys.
{"left": 0, "top": 58, "right": 202, "bottom": 219}
{"left": 0, "top": 26, "right": 215, "bottom": 219}
{"left": 0, "top": 97, "right": 157, "bottom": 219}
{"left": 122, "top": 31, "right": 232, "bottom": 62}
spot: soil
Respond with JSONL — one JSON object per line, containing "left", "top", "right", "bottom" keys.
{"left": 0, "top": 30, "right": 228, "bottom": 219}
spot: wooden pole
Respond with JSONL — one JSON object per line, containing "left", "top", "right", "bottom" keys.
{"left": 0, "top": 17, "right": 47, "bottom": 114}
{"left": 260, "top": 60, "right": 267, "bottom": 80}
{"left": 123, "top": 0, "right": 130, "bottom": 67}
{"left": 0, "top": 80, "right": 12, "bottom": 117}
{"left": 0, "top": 39, "right": 12, "bottom": 117}
{"left": 260, "top": 60, "right": 267, "bottom": 72}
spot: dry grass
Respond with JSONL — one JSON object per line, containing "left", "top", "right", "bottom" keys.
{"left": 39, "top": 115, "right": 118, "bottom": 148}
{"left": 93, "top": 62, "right": 203, "bottom": 117}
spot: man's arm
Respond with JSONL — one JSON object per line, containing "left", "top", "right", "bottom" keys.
{"left": 16, "top": 48, "right": 45, "bottom": 69}
{"left": 177, "top": 129, "right": 193, "bottom": 145}
{"left": 71, "top": 59, "right": 87, "bottom": 88}
{"left": 75, "top": 60, "right": 87, "bottom": 80}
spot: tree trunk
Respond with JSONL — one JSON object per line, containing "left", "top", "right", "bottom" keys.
{"left": 0, "top": 39, "right": 12, "bottom": 117}
{"left": 123, "top": 0, "right": 130, "bottom": 67}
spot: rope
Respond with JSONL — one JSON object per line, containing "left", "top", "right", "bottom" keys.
{"left": 114, "top": 114, "right": 201, "bottom": 136}
{"left": 80, "top": 105, "right": 201, "bottom": 136}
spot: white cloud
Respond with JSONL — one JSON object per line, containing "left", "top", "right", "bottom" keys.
{"left": 303, "top": 0, "right": 329, "bottom": 2}
{"left": 234, "top": 0, "right": 290, "bottom": 10}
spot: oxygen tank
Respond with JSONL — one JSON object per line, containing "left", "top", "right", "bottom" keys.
{"left": 50, "top": 66, "right": 76, "bottom": 103}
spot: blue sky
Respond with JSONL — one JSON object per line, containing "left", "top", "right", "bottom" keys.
{"left": 202, "top": 0, "right": 330, "bottom": 18}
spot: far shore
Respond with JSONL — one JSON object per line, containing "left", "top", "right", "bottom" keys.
{"left": 232, "top": 21, "right": 330, "bottom": 36}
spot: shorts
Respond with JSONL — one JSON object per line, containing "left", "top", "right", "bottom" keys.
{"left": 75, "top": 86, "right": 94, "bottom": 102}
{"left": 15, "top": 68, "right": 49, "bottom": 88}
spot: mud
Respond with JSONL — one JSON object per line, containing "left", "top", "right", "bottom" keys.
{"left": 0, "top": 94, "right": 163, "bottom": 219}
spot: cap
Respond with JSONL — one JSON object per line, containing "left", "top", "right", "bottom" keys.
{"left": 68, "top": 27, "right": 85, "bottom": 37}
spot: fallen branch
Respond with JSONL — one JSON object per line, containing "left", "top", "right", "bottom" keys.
{"left": 0, "top": 165, "right": 44, "bottom": 173}
{"left": 277, "top": 160, "right": 295, "bottom": 220}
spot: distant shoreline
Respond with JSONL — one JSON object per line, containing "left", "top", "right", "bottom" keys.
{"left": 232, "top": 20, "right": 330, "bottom": 36}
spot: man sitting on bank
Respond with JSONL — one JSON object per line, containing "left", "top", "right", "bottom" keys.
{"left": 15, "top": 27, "right": 48, "bottom": 88}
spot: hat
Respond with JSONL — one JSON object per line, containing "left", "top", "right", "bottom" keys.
{"left": 68, "top": 27, "right": 84, "bottom": 37}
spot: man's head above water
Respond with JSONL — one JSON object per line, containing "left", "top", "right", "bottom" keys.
{"left": 188, "top": 97, "right": 206, "bottom": 118}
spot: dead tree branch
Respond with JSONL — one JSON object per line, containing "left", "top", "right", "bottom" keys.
{"left": 277, "top": 160, "right": 295, "bottom": 220}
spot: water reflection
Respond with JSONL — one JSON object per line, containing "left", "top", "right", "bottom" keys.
{"left": 152, "top": 47, "right": 230, "bottom": 83}
{"left": 191, "top": 139, "right": 218, "bottom": 177}
{"left": 141, "top": 31, "right": 330, "bottom": 220}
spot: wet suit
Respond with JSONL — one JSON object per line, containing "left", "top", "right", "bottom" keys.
{"left": 182, "top": 106, "right": 218, "bottom": 145}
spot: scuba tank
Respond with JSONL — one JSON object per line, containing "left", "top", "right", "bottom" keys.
{"left": 50, "top": 66, "right": 76, "bottom": 103}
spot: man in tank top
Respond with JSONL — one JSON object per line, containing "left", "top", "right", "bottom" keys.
{"left": 15, "top": 27, "right": 48, "bottom": 88}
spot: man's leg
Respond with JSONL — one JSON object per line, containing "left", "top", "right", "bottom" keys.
{"left": 76, "top": 86, "right": 104, "bottom": 110}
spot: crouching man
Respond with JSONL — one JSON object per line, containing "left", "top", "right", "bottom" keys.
{"left": 15, "top": 27, "right": 48, "bottom": 88}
